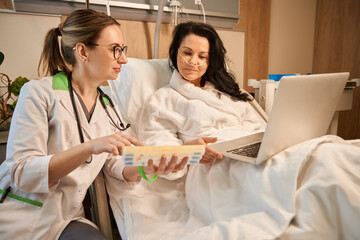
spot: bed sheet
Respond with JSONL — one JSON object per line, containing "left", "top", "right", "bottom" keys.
{"left": 106, "top": 135, "right": 360, "bottom": 240}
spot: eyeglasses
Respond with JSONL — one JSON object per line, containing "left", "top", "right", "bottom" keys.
{"left": 88, "top": 43, "right": 128, "bottom": 60}
{"left": 178, "top": 51, "right": 208, "bottom": 67}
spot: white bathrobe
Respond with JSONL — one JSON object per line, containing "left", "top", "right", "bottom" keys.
{"left": 138, "top": 70, "right": 263, "bottom": 145}
{"left": 138, "top": 70, "right": 263, "bottom": 181}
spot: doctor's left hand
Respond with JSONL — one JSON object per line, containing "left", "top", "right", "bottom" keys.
{"left": 87, "top": 132, "right": 143, "bottom": 156}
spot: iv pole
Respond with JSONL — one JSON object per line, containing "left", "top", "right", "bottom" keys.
{"left": 154, "top": 0, "right": 166, "bottom": 59}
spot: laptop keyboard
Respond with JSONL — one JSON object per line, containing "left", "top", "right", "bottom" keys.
{"left": 227, "top": 142, "right": 261, "bottom": 158}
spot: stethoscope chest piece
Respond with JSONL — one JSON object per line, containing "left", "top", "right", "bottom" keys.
{"left": 67, "top": 73, "right": 130, "bottom": 163}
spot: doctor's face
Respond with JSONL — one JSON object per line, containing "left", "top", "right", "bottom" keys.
{"left": 176, "top": 34, "right": 209, "bottom": 87}
{"left": 87, "top": 24, "right": 128, "bottom": 81}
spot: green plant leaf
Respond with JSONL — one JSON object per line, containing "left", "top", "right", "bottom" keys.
{"left": 0, "top": 52, "right": 4, "bottom": 66}
{"left": 10, "top": 76, "right": 30, "bottom": 96}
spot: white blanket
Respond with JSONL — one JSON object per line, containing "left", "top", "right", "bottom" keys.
{"left": 108, "top": 136, "right": 360, "bottom": 240}
{"left": 106, "top": 70, "right": 360, "bottom": 240}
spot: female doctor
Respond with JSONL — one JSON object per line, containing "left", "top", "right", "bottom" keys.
{"left": 0, "top": 9, "right": 186, "bottom": 240}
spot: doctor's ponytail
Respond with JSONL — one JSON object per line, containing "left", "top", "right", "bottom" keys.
{"left": 38, "top": 26, "right": 69, "bottom": 77}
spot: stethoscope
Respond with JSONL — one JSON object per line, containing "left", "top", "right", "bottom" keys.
{"left": 67, "top": 73, "right": 130, "bottom": 163}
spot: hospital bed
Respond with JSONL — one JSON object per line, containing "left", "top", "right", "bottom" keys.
{"left": 92, "top": 58, "right": 360, "bottom": 240}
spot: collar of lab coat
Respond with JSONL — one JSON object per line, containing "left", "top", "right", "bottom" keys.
{"left": 52, "top": 71, "right": 111, "bottom": 106}
{"left": 52, "top": 72, "right": 108, "bottom": 141}
{"left": 52, "top": 71, "right": 69, "bottom": 90}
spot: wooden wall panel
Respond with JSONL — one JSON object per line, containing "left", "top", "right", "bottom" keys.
{"left": 0, "top": 0, "right": 13, "bottom": 10}
{"left": 313, "top": 0, "right": 360, "bottom": 78}
{"left": 117, "top": 20, "right": 173, "bottom": 59}
{"left": 235, "top": 0, "right": 271, "bottom": 92}
{"left": 313, "top": 0, "right": 360, "bottom": 139}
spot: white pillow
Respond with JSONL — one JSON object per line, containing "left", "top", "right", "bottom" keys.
{"left": 108, "top": 58, "right": 173, "bottom": 138}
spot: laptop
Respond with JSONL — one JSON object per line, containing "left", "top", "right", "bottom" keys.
{"left": 210, "top": 72, "right": 350, "bottom": 165}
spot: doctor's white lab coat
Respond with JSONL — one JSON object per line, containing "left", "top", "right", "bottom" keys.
{"left": 0, "top": 72, "right": 127, "bottom": 239}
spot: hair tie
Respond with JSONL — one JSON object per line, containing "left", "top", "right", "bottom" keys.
{"left": 56, "top": 27, "right": 62, "bottom": 36}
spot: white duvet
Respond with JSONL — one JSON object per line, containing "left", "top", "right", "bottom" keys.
{"left": 107, "top": 135, "right": 360, "bottom": 240}
{"left": 106, "top": 70, "right": 360, "bottom": 240}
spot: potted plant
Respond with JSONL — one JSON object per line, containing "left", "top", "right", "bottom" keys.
{"left": 0, "top": 51, "right": 29, "bottom": 131}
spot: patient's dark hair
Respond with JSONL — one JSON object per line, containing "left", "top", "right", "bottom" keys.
{"left": 169, "top": 21, "right": 252, "bottom": 102}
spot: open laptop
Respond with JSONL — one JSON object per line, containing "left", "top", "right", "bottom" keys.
{"left": 210, "top": 72, "right": 350, "bottom": 165}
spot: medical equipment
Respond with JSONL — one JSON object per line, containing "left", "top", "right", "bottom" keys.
{"left": 154, "top": 0, "right": 180, "bottom": 57}
{"left": 169, "top": 0, "right": 182, "bottom": 26}
{"left": 154, "top": 0, "right": 166, "bottom": 58}
{"left": 195, "top": 0, "right": 206, "bottom": 23}
{"left": 122, "top": 145, "right": 205, "bottom": 166}
{"left": 178, "top": 51, "right": 207, "bottom": 67}
{"left": 154, "top": 0, "right": 206, "bottom": 58}
{"left": 97, "top": 87, "right": 131, "bottom": 131}
{"left": 68, "top": 73, "right": 130, "bottom": 164}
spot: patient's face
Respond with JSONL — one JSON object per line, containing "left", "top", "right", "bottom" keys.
{"left": 177, "top": 34, "right": 209, "bottom": 87}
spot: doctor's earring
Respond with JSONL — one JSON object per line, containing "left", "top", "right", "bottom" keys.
{"left": 83, "top": 58, "right": 88, "bottom": 62}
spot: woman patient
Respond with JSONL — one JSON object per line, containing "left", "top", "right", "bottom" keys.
{"left": 138, "top": 21, "right": 266, "bottom": 228}
{"left": 139, "top": 21, "right": 263, "bottom": 161}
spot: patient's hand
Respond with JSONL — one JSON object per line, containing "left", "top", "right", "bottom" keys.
{"left": 143, "top": 155, "right": 188, "bottom": 175}
{"left": 123, "top": 155, "right": 188, "bottom": 183}
{"left": 184, "top": 137, "right": 223, "bottom": 164}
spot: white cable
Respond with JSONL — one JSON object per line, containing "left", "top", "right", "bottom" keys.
{"left": 106, "top": 0, "right": 111, "bottom": 16}
{"left": 194, "top": 0, "right": 206, "bottom": 23}
{"left": 200, "top": 2, "right": 206, "bottom": 23}
{"left": 180, "top": 5, "right": 190, "bottom": 22}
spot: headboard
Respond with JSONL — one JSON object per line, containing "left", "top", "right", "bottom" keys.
{"left": 107, "top": 58, "right": 173, "bottom": 138}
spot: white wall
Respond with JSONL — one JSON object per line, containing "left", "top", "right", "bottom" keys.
{"left": 217, "top": 29, "right": 245, "bottom": 87}
{"left": 268, "top": 0, "right": 317, "bottom": 75}
{"left": 0, "top": 12, "right": 61, "bottom": 81}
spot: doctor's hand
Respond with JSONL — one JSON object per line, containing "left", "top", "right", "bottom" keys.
{"left": 143, "top": 154, "right": 189, "bottom": 176}
{"left": 87, "top": 132, "right": 143, "bottom": 156}
{"left": 184, "top": 137, "right": 223, "bottom": 164}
